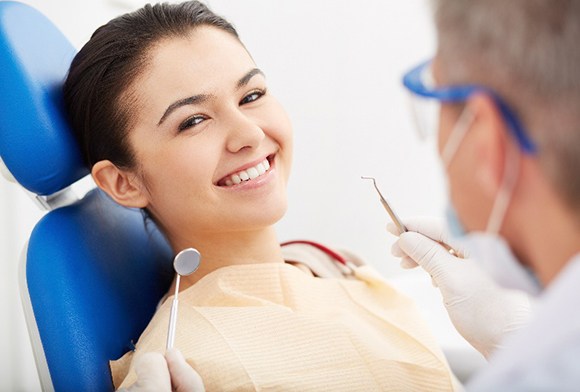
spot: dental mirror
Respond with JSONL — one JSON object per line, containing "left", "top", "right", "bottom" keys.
{"left": 166, "top": 248, "right": 201, "bottom": 350}
{"left": 174, "top": 248, "right": 201, "bottom": 276}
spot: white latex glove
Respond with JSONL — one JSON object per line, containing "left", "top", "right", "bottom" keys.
{"left": 166, "top": 349, "right": 205, "bottom": 392}
{"left": 388, "top": 217, "right": 532, "bottom": 359}
{"left": 120, "top": 349, "right": 205, "bottom": 392}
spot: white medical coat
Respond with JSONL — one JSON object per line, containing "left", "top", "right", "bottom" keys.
{"left": 467, "top": 254, "right": 580, "bottom": 391}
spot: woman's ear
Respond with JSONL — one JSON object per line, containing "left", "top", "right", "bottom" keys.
{"left": 467, "top": 94, "right": 510, "bottom": 199}
{"left": 91, "top": 160, "right": 149, "bottom": 208}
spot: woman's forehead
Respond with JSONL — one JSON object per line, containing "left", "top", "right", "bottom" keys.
{"left": 130, "top": 27, "right": 254, "bottom": 102}
{"left": 126, "top": 26, "right": 256, "bottom": 126}
{"left": 147, "top": 26, "right": 252, "bottom": 75}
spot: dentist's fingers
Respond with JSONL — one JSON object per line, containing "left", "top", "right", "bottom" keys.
{"left": 387, "top": 217, "right": 454, "bottom": 248}
{"left": 391, "top": 217, "right": 466, "bottom": 257}
{"left": 400, "top": 217, "right": 451, "bottom": 244}
{"left": 400, "top": 256, "right": 419, "bottom": 269}
{"left": 397, "top": 231, "right": 457, "bottom": 277}
{"left": 124, "top": 352, "right": 171, "bottom": 392}
{"left": 391, "top": 241, "right": 404, "bottom": 257}
{"left": 389, "top": 217, "right": 462, "bottom": 271}
{"left": 165, "top": 349, "right": 205, "bottom": 392}
{"left": 391, "top": 241, "right": 419, "bottom": 269}
{"left": 386, "top": 222, "right": 402, "bottom": 237}
{"left": 386, "top": 217, "right": 446, "bottom": 240}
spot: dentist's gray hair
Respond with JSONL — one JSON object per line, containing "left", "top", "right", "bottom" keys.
{"left": 432, "top": 0, "right": 580, "bottom": 211}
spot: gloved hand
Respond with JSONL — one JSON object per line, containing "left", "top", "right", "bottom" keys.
{"left": 388, "top": 217, "right": 532, "bottom": 359}
{"left": 166, "top": 348, "right": 205, "bottom": 392}
{"left": 120, "top": 349, "right": 205, "bottom": 392}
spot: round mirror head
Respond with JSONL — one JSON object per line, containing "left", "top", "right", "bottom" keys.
{"left": 173, "top": 248, "right": 201, "bottom": 276}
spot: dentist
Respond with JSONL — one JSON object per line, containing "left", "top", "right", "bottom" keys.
{"left": 391, "top": 0, "right": 580, "bottom": 390}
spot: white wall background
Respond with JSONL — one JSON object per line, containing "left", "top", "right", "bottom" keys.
{"left": 0, "top": 1, "right": 482, "bottom": 390}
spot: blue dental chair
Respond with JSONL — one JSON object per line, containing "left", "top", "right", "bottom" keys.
{"left": 0, "top": 2, "right": 173, "bottom": 391}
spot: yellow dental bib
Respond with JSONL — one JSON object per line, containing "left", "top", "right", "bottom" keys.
{"left": 111, "top": 251, "right": 456, "bottom": 391}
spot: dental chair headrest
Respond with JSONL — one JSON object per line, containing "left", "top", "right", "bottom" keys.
{"left": 0, "top": 1, "right": 88, "bottom": 196}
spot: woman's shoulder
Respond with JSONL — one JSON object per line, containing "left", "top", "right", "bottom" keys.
{"left": 281, "top": 240, "right": 366, "bottom": 279}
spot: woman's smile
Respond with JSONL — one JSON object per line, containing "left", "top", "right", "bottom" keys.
{"left": 217, "top": 154, "right": 275, "bottom": 187}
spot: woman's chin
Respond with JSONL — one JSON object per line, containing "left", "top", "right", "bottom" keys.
{"left": 225, "top": 200, "right": 288, "bottom": 232}
{"left": 249, "top": 202, "right": 287, "bottom": 228}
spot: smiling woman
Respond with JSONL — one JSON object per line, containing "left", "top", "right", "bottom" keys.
{"left": 87, "top": 25, "right": 293, "bottom": 269}
{"left": 63, "top": 1, "right": 458, "bottom": 390}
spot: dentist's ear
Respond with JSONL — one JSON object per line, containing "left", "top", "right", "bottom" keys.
{"left": 467, "top": 93, "right": 512, "bottom": 199}
{"left": 91, "top": 160, "right": 149, "bottom": 208}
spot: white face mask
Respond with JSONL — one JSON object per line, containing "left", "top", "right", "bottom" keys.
{"left": 441, "top": 107, "right": 542, "bottom": 295}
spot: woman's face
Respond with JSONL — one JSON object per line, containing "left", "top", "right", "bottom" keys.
{"left": 125, "top": 26, "right": 293, "bottom": 246}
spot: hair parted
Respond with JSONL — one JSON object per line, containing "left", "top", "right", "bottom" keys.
{"left": 63, "top": 1, "right": 238, "bottom": 169}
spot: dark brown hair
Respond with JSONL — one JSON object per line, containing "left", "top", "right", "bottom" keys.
{"left": 63, "top": 1, "right": 238, "bottom": 169}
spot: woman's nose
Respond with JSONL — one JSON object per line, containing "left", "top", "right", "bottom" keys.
{"left": 224, "top": 110, "right": 266, "bottom": 153}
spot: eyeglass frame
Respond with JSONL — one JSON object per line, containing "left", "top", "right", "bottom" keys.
{"left": 402, "top": 60, "right": 538, "bottom": 155}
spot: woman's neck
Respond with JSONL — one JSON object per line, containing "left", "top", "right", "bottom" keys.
{"left": 172, "top": 226, "right": 284, "bottom": 290}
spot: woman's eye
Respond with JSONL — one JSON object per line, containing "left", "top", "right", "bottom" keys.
{"left": 240, "top": 89, "right": 266, "bottom": 105}
{"left": 178, "top": 115, "right": 206, "bottom": 132}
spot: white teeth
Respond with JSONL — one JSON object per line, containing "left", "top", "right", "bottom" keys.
{"left": 247, "top": 167, "right": 259, "bottom": 179}
{"left": 221, "top": 158, "right": 271, "bottom": 186}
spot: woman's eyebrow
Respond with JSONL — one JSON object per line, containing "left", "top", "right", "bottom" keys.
{"left": 237, "top": 68, "right": 265, "bottom": 89}
{"left": 158, "top": 94, "right": 213, "bottom": 126}
{"left": 157, "top": 68, "right": 265, "bottom": 126}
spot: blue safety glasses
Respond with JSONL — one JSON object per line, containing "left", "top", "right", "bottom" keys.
{"left": 402, "top": 60, "right": 538, "bottom": 154}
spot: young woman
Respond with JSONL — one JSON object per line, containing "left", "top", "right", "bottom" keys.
{"left": 63, "top": 2, "right": 458, "bottom": 390}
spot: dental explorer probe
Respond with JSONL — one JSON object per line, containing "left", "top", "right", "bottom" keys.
{"left": 361, "top": 176, "right": 460, "bottom": 257}
{"left": 167, "top": 248, "right": 201, "bottom": 350}
{"left": 361, "top": 176, "right": 407, "bottom": 234}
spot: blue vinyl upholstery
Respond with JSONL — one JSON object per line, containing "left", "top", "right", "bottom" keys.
{"left": 0, "top": 2, "right": 173, "bottom": 390}
{"left": 0, "top": 1, "right": 87, "bottom": 195}
{"left": 27, "top": 189, "right": 172, "bottom": 391}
